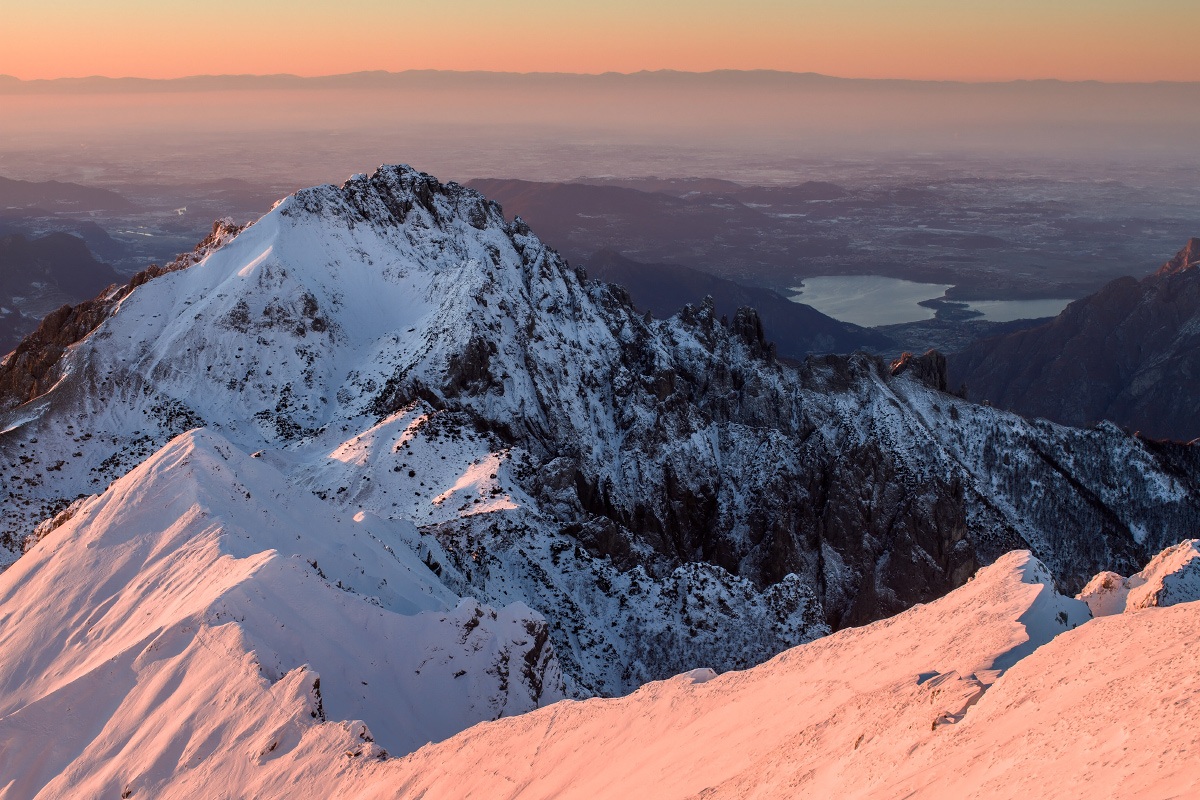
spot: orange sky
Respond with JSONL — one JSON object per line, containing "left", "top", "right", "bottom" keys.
{"left": 3, "top": 0, "right": 1198, "bottom": 82}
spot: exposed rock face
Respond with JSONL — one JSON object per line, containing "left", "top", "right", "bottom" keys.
{"left": 0, "top": 220, "right": 244, "bottom": 412}
{"left": 2, "top": 166, "right": 1198, "bottom": 696}
{"left": 584, "top": 249, "right": 894, "bottom": 358}
{"left": 889, "top": 350, "right": 948, "bottom": 392}
{"left": 0, "top": 301, "right": 114, "bottom": 409}
{"left": 1156, "top": 236, "right": 1200, "bottom": 276}
{"left": 949, "top": 238, "right": 1200, "bottom": 441}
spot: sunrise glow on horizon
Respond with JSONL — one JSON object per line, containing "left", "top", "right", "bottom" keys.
{"left": 3, "top": 0, "right": 1199, "bottom": 83}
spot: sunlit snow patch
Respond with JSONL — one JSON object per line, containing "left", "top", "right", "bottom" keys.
{"left": 1078, "top": 538, "right": 1200, "bottom": 616}
{"left": 433, "top": 452, "right": 520, "bottom": 517}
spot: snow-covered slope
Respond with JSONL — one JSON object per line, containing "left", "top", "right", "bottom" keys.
{"left": 299, "top": 549, "right": 1200, "bottom": 799}
{"left": 1, "top": 165, "right": 1198, "bottom": 697}
{"left": 1078, "top": 538, "right": 1200, "bottom": 616}
{"left": 0, "top": 428, "right": 561, "bottom": 799}
{"left": 9, "top": 517, "right": 1195, "bottom": 798}
{"left": 381, "top": 551, "right": 1108, "bottom": 800}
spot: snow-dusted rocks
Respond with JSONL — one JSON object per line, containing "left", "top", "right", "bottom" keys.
{"left": 2, "top": 165, "right": 1200, "bottom": 697}
{"left": 350, "top": 551, "right": 1200, "bottom": 800}
{"left": 10, "top": 544, "right": 1191, "bottom": 798}
{"left": 0, "top": 164, "right": 1197, "bottom": 795}
{"left": 1078, "top": 538, "right": 1200, "bottom": 616}
{"left": 0, "top": 429, "right": 562, "bottom": 799}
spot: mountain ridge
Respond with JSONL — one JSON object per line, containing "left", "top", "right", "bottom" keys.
{"left": 584, "top": 249, "right": 894, "bottom": 358}
{"left": 5, "top": 70, "right": 1200, "bottom": 92}
{"left": 6, "top": 478, "right": 1197, "bottom": 799}
{"left": 0, "top": 176, "right": 134, "bottom": 211}
{"left": 949, "top": 237, "right": 1200, "bottom": 441}
{"left": 1, "top": 165, "right": 1197, "bottom": 700}
{"left": 0, "top": 426, "right": 563, "bottom": 798}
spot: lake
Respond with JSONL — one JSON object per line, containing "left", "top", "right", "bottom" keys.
{"left": 788, "top": 276, "right": 1072, "bottom": 327}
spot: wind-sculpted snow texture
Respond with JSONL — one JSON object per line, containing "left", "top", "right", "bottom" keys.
{"left": 376, "top": 553, "right": 1097, "bottom": 798}
{"left": 369, "top": 551, "right": 1200, "bottom": 800}
{"left": 1078, "top": 538, "right": 1200, "bottom": 615}
{"left": 7, "top": 537, "right": 1197, "bottom": 798}
{"left": 1, "top": 165, "right": 1198, "bottom": 696}
{"left": 0, "top": 429, "right": 563, "bottom": 800}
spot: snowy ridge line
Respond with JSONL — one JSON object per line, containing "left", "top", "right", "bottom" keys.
{"left": 1078, "top": 538, "right": 1200, "bottom": 616}
{"left": 0, "top": 165, "right": 1197, "bottom": 699}
{"left": 362, "top": 548, "right": 1200, "bottom": 800}
{"left": 4, "top": 448, "right": 1197, "bottom": 800}
{"left": 0, "top": 427, "right": 564, "bottom": 799}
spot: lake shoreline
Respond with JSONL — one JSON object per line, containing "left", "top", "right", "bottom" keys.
{"left": 788, "top": 275, "right": 1073, "bottom": 326}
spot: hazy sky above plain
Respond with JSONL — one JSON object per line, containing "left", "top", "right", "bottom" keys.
{"left": 4, "top": 0, "right": 1198, "bottom": 82}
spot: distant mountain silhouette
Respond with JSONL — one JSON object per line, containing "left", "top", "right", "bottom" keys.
{"left": 0, "top": 176, "right": 133, "bottom": 212}
{"left": 4, "top": 70, "right": 1200, "bottom": 93}
{"left": 586, "top": 250, "right": 894, "bottom": 358}
{"left": 948, "top": 238, "right": 1200, "bottom": 441}
{"left": 469, "top": 178, "right": 755, "bottom": 266}
{"left": 0, "top": 232, "right": 118, "bottom": 297}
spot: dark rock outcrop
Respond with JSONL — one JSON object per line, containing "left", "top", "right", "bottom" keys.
{"left": 889, "top": 350, "right": 948, "bottom": 392}
{"left": 585, "top": 249, "right": 893, "bottom": 357}
{"left": 0, "top": 220, "right": 245, "bottom": 412}
{"left": 949, "top": 239, "right": 1200, "bottom": 441}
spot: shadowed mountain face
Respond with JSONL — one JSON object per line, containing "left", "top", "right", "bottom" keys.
{"left": 0, "top": 233, "right": 121, "bottom": 355}
{"left": 948, "top": 239, "right": 1200, "bottom": 442}
{"left": 0, "top": 233, "right": 119, "bottom": 296}
{"left": 584, "top": 250, "right": 894, "bottom": 358}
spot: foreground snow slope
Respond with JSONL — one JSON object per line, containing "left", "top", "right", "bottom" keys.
{"left": 377, "top": 550, "right": 1197, "bottom": 800}
{"left": 0, "top": 429, "right": 562, "bottom": 800}
{"left": 3, "top": 437, "right": 1196, "bottom": 800}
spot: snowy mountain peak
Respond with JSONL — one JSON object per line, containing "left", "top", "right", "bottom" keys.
{"left": 0, "top": 426, "right": 563, "bottom": 797}
{"left": 2, "top": 165, "right": 1200, "bottom": 701}
{"left": 284, "top": 165, "right": 506, "bottom": 236}
{"left": 1078, "top": 538, "right": 1200, "bottom": 616}
{"left": 1155, "top": 236, "right": 1200, "bottom": 277}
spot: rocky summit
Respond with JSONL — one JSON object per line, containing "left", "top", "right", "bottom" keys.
{"left": 2, "top": 166, "right": 1199, "bottom": 700}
